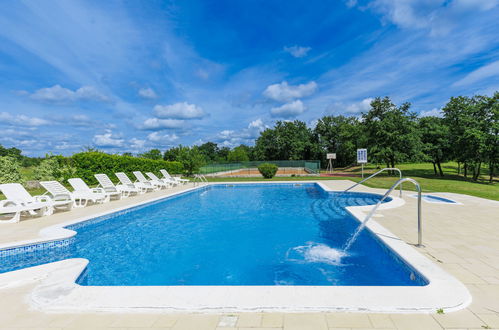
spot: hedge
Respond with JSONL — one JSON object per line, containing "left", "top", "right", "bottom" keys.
{"left": 71, "top": 152, "right": 183, "bottom": 185}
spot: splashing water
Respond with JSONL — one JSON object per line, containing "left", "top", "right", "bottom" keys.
{"left": 287, "top": 242, "right": 346, "bottom": 266}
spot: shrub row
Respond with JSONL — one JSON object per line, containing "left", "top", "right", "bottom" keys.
{"left": 71, "top": 152, "right": 183, "bottom": 185}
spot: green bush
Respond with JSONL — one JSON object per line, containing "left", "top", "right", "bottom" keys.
{"left": 0, "top": 156, "right": 22, "bottom": 183}
{"left": 71, "top": 152, "right": 183, "bottom": 185}
{"left": 258, "top": 163, "right": 278, "bottom": 179}
{"left": 32, "top": 156, "right": 76, "bottom": 183}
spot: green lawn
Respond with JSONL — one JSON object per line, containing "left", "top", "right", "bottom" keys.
{"left": 206, "top": 162, "right": 499, "bottom": 201}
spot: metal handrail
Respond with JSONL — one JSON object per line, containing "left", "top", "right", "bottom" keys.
{"left": 361, "top": 177, "right": 423, "bottom": 247}
{"left": 344, "top": 168, "right": 403, "bottom": 197}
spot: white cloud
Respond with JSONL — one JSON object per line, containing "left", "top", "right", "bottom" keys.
{"left": 154, "top": 102, "right": 205, "bottom": 119}
{"left": 92, "top": 131, "right": 124, "bottom": 147}
{"left": 129, "top": 138, "right": 146, "bottom": 151}
{"left": 283, "top": 45, "right": 311, "bottom": 58}
{"left": 30, "top": 85, "right": 108, "bottom": 103}
{"left": 419, "top": 108, "right": 443, "bottom": 117}
{"left": 212, "top": 119, "right": 267, "bottom": 147}
{"left": 271, "top": 100, "right": 306, "bottom": 118}
{"left": 246, "top": 119, "right": 266, "bottom": 138}
{"left": 0, "top": 112, "right": 50, "bottom": 126}
{"left": 138, "top": 87, "right": 157, "bottom": 99}
{"left": 345, "top": 98, "right": 373, "bottom": 113}
{"left": 263, "top": 81, "right": 317, "bottom": 102}
{"left": 140, "top": 118, "right": 186, "bottom": 130}
{"left": 147, "top": 132, "right": 179, "bottom": 143}
{"left": 453, "top": 60, "right": 499, "bottom": 87}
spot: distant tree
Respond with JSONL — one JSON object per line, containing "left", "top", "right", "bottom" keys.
{"left": 442, "top": 95, "right": 495, "bottom": 181}
{"left": 32, "top": 156, "right": 75, "bottom": 183}
{"left": 163, "top": 146, "right": 182, "bottom": 161}
{"left": 227, "top": 145, "right": 250, "bottom": 162}
{"left": 485, "top": 92, "right": 499, "bottom": 182}
{"left": 418, "top": 116, "right": 450, "bottom": 176}
{"left": 313, "top": 115, "right": 365, "bottom": 167}
{"left": 177, "top": 146, "right": 206, "bottom": 175}
{"left": 122, "top": 152, "right": 133, "bottom": 157}
{"left": 362, "top": 97, "right": 421, "bottom": 168}
{"left": 138, "top": 149, "right": 162, "bottom": 160}
{"left": 198, "top": 142, "right": 219, "bottom": 161}
{"left": 217, "top": 147, "right": 230, "bottom": 162}
{"left": 254, "top": 120, "right": 314, "bottom": 160}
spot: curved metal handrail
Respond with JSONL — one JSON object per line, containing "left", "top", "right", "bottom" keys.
{"left": 360, "top": 177, "right": 422, "bottom": 247}
{"left": 344, "top": 167, "right": 403, "bottom": 197}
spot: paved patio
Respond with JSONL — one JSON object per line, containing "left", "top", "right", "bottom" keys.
{"left": 0, "top": 180, "right": 498, "bottom": 329}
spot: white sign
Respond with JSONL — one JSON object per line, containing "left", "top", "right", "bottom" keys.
{"left": 326, "top": 153, "right": 336, "bottom": 160}
{"left": 357, "top": 149, "right": 368, "bottom": 163}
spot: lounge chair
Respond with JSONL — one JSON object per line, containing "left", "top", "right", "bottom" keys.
{"left": 38, "top": 181, "right": 78, "bottom": 210}
{"left": 94, "top": 174, "right": 139, "bottom": 198}
{"left": 68, "top": 178, "right": 114, "bottom": 203}
{"left": 133, "top": 171, "right": 168, "bottom": 189}
{"left": 160, "top": 169, "right": 189, "bottom": 185}
{"left": 115, "top": 172, "right": 154, "bottom": 194}
{"left": 0, "top": 183, "right": 54, "bottom": 223}
{"left": 145, "top": 172, "right": 177, "bottom": 187}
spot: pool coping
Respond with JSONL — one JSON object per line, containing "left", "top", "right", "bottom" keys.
{"left": 0, "top": 181, "right": 471, "bottom": 313}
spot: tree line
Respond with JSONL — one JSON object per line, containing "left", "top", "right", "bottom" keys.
{"left": 147, "top": 93, "right": 496, "bottom": 181}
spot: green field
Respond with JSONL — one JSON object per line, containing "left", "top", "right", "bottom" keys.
{"left": 206, "top": 162, "right": 498, "bottom": 201}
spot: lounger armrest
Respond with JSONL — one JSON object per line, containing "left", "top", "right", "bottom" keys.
{"left": 33, "top": 195, "right": 52, "bottom": 203}
{"left": 0, "top": 199, "right": 21, "bottom": 207}
{"left": 91, "top": 188, "right": 105, "bottom": 194}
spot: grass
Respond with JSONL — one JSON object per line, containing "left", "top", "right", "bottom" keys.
{"left": 206, "top": 162, "right": 499, "bottom": 201}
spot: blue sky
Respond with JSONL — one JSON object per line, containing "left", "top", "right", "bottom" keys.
{"left": 1, "top": 0, "right": 498, "bottom": 156}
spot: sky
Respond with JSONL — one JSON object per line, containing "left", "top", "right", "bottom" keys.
{"left": 0, "top": 0, "right": 498, "bottom": 156}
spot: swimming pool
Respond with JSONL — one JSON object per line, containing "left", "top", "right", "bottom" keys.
{"left": 0, "top": 183, "right": 427, "bottom": 286}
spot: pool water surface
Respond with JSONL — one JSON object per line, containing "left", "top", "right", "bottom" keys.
{"left": 0, "top": 183, "right": 427, "bottom": 286}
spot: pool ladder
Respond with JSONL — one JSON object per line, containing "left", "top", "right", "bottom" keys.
{"left": 358, "top": 177, "right": 423, "bottom": 247}
{"left": 193, "top": 174, "right": 208, "bottom": 186}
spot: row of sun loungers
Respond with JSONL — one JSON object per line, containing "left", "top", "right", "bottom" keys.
{"left": 0, "top": 169, "right": 189, "bottom": 224}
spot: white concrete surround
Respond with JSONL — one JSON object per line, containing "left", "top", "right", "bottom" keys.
{"left": 0, "top": 182, "right": 471, "bottom": 314}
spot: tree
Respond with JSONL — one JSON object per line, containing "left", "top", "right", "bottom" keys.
{"left": 217, "top": 147, "right": 230, "bottom": 162}
{"left": 485, "top": 92, "right": 499, "bottom": 182}
{"left": 442, "top": 95, "right": 494, "bottom": 181}
{"left": 418, "top": 116, "right": 450, "bottom": 176}
{"left": 198, "top": 142, "right": 219, "bottom": 162}
{"left": 314, "top": 115, "right": 365, "bottom": 167}
{"left": 177, "top": 146, "right": 206, "bottom": 175}
{"left": 165, "top": 145, "right": 206, "bottom": 174}
{"left": 0, "top": 156, "right": 22, "bottom": 183}
{"left": 139, "top": 149, "right": 163, "bottom": 160}
{"left": 362, "top": 97, "right": 421, "bottom": 168}
{"left": 227, "top": 145, "right": 250, "bottom": 162}
{"left": 33, "top": 156, "right": 76, "bottom": 183}
{"left": 254, "top": 120, "right": 314, "bottom": 160}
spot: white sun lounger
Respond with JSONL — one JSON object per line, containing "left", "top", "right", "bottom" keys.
{"left": 0, "top": 183, "right": 54, "bottom": 223}
{"left": 94, "top": 174, "right": 138, "bottom": 198}
{"left": 68, "top": 178, "right": 112, "bottom": 204}
{"left": 145, "top": 172, "right": 177, "bottom": 187}
{"left": 38, "top": 181, "right": 78, "bottom": 210}
{"left": 115, "top": 172, "right": 154, "bottom": 194}
{"left": 160, "top": 169, "right": 189, "bottom": 185}
{"left": 133, "top": 171, "right": 168, "bottom": 190}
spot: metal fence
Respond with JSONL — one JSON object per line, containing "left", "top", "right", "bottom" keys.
{"left": 199, "top": 160, "right": 321, "bottom": 176}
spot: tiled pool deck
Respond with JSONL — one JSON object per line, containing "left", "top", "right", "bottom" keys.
{"left": 0, "top": 180, "right": 498, "bottom": 330}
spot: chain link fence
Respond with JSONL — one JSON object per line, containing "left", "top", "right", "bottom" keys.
{"left": 200, "top": 160, "right": 321, "bottom": 176}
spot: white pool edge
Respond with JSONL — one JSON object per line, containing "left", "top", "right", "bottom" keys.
{"left": 0, "top": 181, "right": 471, "bottom": 313}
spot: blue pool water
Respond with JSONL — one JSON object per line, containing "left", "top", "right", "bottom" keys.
{"left": 0, "top": 184, "right": 427, "bottom": 286}
{"left": 418, "top": 194, "right": 457, "bottom": 204}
